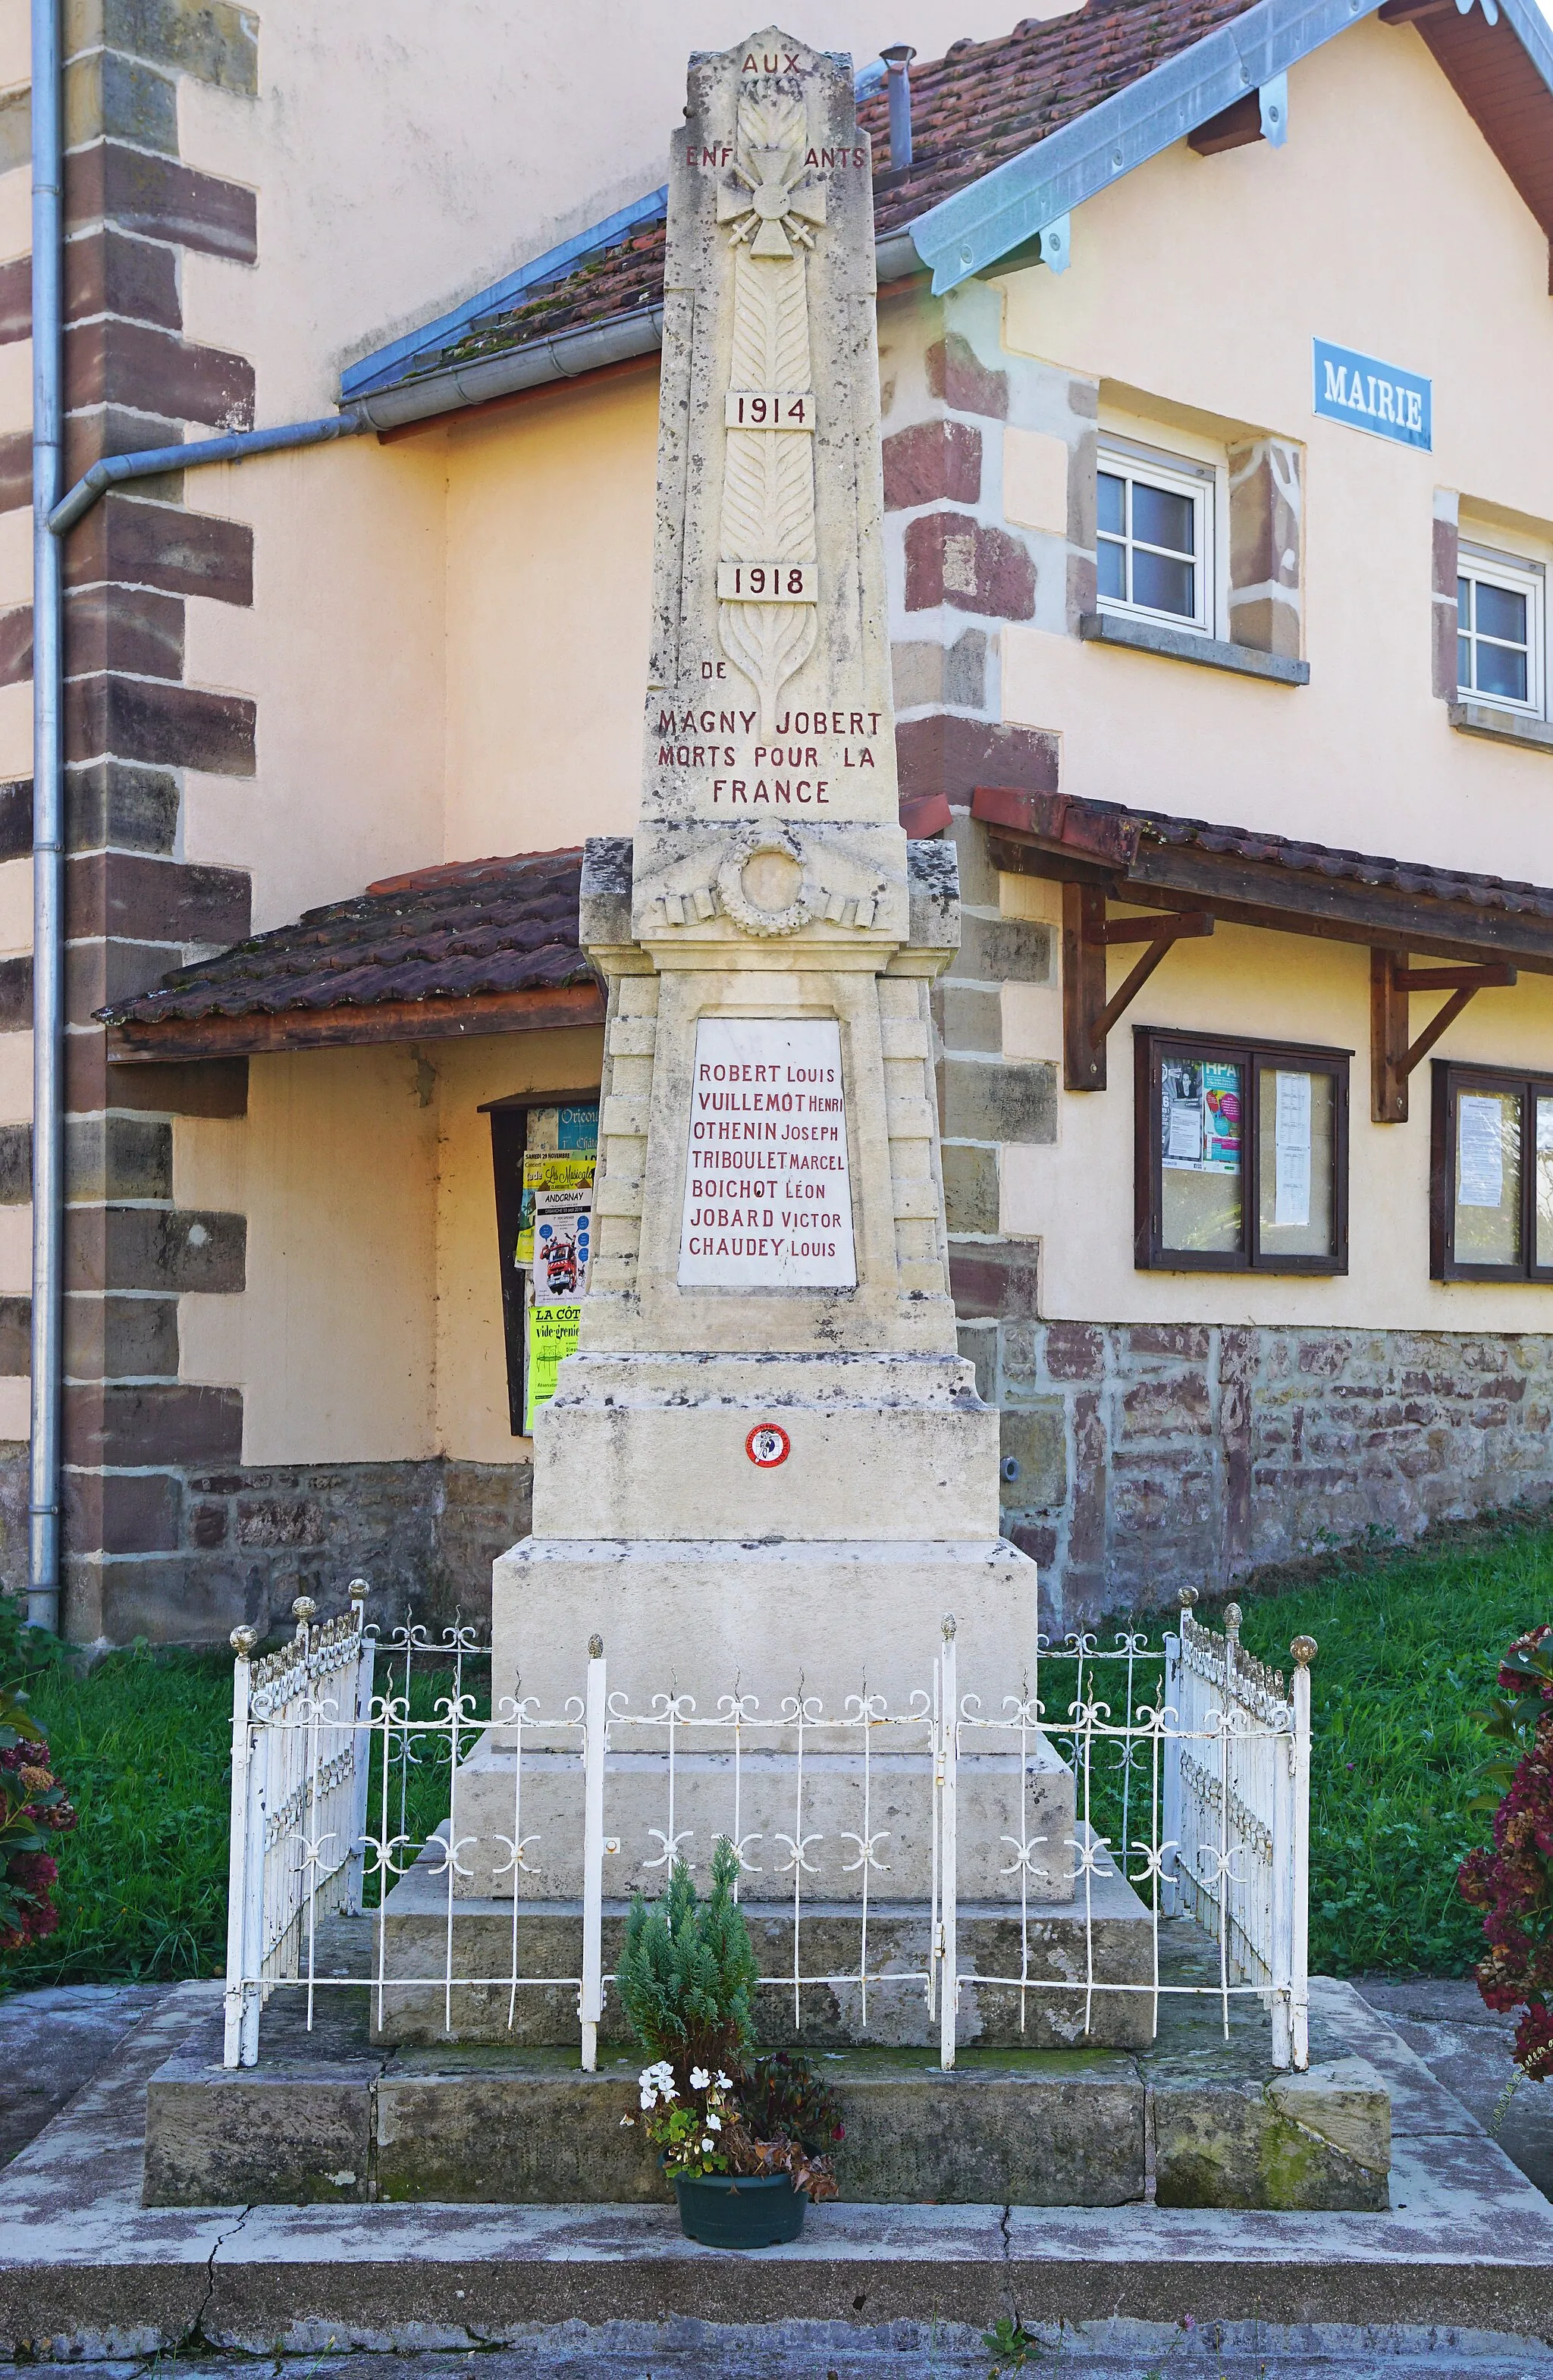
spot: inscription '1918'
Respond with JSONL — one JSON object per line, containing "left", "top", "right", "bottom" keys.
{"left": 678, "top": 1016, "right": 856, "bottom": 1288}
{"left": 717, "top": 562, "right": 816, "bottom": 602}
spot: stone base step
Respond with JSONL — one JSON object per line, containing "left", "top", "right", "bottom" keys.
{"left": 143, "top": 2002, "right": 1391, "bottom": 2213}
{"left": 451, "top": 1729, "right": 1077, "bottom": 1902}
{"left": 370, "top": 1858, "right": 1157, "bottom": 2049}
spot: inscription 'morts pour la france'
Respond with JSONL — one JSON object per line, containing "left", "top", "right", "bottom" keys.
{"left": 678, "top": 1017, "right": 857, "bottom": 1288}
{"left": 642, "top": 30, "right": 899, "bottom": 827}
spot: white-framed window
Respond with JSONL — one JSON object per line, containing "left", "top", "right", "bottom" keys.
{"left": 1097, "top": 444, "right": 1213, "bottom": 636}
{"left": 1457, "top": 544, "right": 1544, "bottom": 717}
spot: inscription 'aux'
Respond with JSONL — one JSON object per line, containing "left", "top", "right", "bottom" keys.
{"left": 715, "top": 89, "right": 823, "bottom": 736}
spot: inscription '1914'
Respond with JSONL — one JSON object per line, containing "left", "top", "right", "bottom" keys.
{"left": 678, "top": 1015, "right": 856, "bottom": 1288}
{"left": 726, "top": 391, "right": 811, "bottom": 428}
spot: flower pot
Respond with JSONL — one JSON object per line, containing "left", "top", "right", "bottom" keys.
{"left": 672, "top": 2170, "right": 807, "bottom": 2248}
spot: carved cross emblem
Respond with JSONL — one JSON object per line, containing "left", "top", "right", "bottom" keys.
{"left": 718, "top": 146, "right": 826, "bottom": 259}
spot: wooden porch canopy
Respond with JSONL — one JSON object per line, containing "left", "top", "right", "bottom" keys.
{"left": 100, "top": 847, "right": 606, "bottom": 1062}
{"left": 969, "top": 785, "right": 1551, "bottom": 1120}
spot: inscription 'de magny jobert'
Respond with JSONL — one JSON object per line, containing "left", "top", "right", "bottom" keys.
{"left": 677, "top": 1017, "right": 856, "bottom": 1287}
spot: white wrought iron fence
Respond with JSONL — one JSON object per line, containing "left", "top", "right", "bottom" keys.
{"left": 222, "top": 1588, "right": 1313, "bottom": 2074}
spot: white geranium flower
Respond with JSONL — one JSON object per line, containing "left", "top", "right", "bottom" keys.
{"left": 639, "top": 2087, "right": 657, "bottom": 2111}
{"left": 706, "top": 2112, "right": 721, "bottom": 2131}
{"left": 701, "top": 2135, "right": 714, "bottom": 2153}
{"left": 689, "top": 2066, "right": 711, "bottom": 2092}
{"left": 715, "top": 2070, "right": 733, "bottom": 2090}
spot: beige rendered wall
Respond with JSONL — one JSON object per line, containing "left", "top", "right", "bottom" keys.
{"left": 174, "top": 1026, "right": 606, "bottom": 1467}
{"left": 996, "top": 15, "right": 1553, "bottom": 889}
{"left": 980, "top": 17, "right": 1553, "bottom": 1331}
{"left": 176, "top": 1046, "right": 440, "bottom": 1463}
{"left": 441, "top": 371, "right": 660, "bottom": 863}
{"left": 113, "top": 7, "right": 1553, "bottom": 1453}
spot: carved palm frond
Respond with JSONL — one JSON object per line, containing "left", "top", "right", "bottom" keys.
{"left": 718, "top": 601, "right": 819, "bottom": 739}
{"left": 738, "top": 92, "right": 804, "bottom": 155}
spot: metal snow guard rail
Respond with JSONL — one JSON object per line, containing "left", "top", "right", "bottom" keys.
{"left": 222, "top": 1589, "right": 1313, "bottom": 2073}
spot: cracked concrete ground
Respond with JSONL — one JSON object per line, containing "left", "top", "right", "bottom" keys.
{"left": 1, "top": 1978, "right": 1552, "bottom": 2375}
{"left": 0, "top": 1983, "right": 168, "bottom": 2168}
{"left": 1356, "top": 1978, "right": 1552, "bottom": 2202}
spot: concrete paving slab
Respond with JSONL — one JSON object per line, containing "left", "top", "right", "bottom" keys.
{"left": 1357, "top": 1977, "right": 1553, "bottom": 2201}
{"left": 0, "top": 1983, "right": 169, "bottom": 2165}
{"left": 4, "top": 1975, "right": 1553, "bottom": 2362}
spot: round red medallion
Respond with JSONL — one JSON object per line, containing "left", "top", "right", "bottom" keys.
{"left": 745, "top": 1424, "right": 791, "bottom": 1469}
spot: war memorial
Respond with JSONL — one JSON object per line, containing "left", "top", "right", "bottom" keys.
{"left": 11, "top": 24, "right": 1553, "bottom": 2366}
{"left": 120, "top": 28, "right": 1382, "bottom": 2206}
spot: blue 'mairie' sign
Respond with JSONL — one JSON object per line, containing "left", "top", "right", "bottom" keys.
{"left": 1313, "top": 338, "right": 1432, "bottom": 451}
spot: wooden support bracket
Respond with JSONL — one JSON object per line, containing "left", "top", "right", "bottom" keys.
{"left": 1062, "top": 884, "right": 1215, "bottom": 1090}
{"left": 1369, "top": 949, "right": 1518, "bottom": 1122}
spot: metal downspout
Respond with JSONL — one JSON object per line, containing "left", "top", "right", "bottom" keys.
{"left": 27, "top": 0, "right": 61, "bottom": 1631}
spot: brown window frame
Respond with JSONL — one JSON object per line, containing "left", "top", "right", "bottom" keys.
{"left": 1430, "top": 1060, "right": 1553, "bottom": 1283}
{"left": 1133, "top": 1027, "right": 1351, "bottom": 1275}
{"left": 482, "top": 1086, "right": 601, "bottom": 1439}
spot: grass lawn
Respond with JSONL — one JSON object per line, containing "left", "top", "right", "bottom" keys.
{"left": 2, "top": 1514, "right": 1548, "bottom": 1988}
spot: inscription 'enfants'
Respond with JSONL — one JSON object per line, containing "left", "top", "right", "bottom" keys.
{"left": 686, "top": 143, "right": 865, "bottom": 168}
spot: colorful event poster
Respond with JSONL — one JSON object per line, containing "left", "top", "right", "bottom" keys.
{"left": 1202, "top": 1063, "right": 1241, "bottom": 1172}
{"left": 532, "top": 1186, "right": 591, "bottom": 1303}
{"left": 524, "top": 1303, "right": 580, "bottom": 1433}
{"left": 516, "top": 1152, "right": 595, "bottom": 1264}
{"left": 1161, "top": 1059, "right": 1241, "bottom": 1174}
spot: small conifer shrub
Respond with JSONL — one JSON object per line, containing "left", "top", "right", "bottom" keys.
{"left": 615, "top": 1837, "right": 759, "bottom": 2090}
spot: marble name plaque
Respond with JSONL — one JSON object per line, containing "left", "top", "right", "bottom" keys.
{"left": 678, "top": 1015, "right": 856, "bottom": 1288}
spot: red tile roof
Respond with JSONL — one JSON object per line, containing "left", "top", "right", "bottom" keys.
{"left": 101, "top": 848, "right": 595, "bottom": 1026}
{"left": 406, "top": 0, "right": 1258, "bottom": 388}
{"left": 971, "top": 785, "right": 1553, "bottom": 937}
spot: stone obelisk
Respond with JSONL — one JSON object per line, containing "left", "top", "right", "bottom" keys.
{"left": 491, "top": 27, "right": 1037, "bottom": 1747}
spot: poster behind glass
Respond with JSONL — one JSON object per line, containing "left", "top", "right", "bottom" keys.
{"left": 1160, "top": 1056, "right": 1243, "bottom": 1253}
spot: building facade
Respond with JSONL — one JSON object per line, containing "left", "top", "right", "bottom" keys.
{"left": 3, "top": 0, "right": 1552, "bottom": 1642}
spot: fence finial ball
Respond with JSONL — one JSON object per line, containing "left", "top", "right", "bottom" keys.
{"left": 292, "top": 1595, "right": 317, "bottom": 1623}
{"left": 347, "top": 1578, "right": 369, "bottom": 1604}
{"left": 588, "top": 1633, "right": 604, "bottom": 1660}
{"left": 1225, "top": 1602, "right": 1242, "bottom": 1632}
{"left": 230, "top": 1624, "right": 258, "bottom": 1657}
{"left": 942, "top": 1613, "right": 957, "bottom": 1639}
{"left": 1291, "top": 1635, "right": 1318, "bottom": 1668}
{"left": 1177, "top": 1585, "right": 1199, "bottom": 1611}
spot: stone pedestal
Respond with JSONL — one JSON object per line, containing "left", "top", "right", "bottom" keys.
{"left": 428, "top": 29, "right": 1062, "bottom": 2038}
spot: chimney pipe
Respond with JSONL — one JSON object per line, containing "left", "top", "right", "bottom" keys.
{"left": 880, "top": 44, "right": 915, "bottom": 170}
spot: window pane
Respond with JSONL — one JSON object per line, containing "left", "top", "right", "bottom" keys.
{"left": 1098, "top": 537, "right": 1126, "bottom": 601}
{"left": 1257, "top": 1068, "right": 1335, "bottom": 1259}
{"left": 1131, "top": 481, "right": 1194, "bottom": 556}
{"left": 1457, "top": 576, "right": 1471, "bottom": 628}
{"left": 1476, "top": 639, "right": 1529, "bottom": 703}
{"left": 1475, "top": 581, "right": 1526, "bottom": 644}
{"left": 1454, "top": 1087, "right": 1522, "bottom": 1266}
{"left": 1133, "top": 549, "right": 1195, "bottom": 618}
{"left": 1160, "top": 1056, "right": 1243, "bottom": 1253}
{"left": 1457, "top": 632, "right": 1472, "bottom": 691}
{"left": 1537, "top": 1096, "right": 1553, "bottom": 1271}
{"left": 1098, "top": 472, "right": 1125, "bottom": 538}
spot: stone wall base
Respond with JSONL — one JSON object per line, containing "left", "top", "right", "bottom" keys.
{"left": 0, "top": 1453, "right": 532, "bottom": 1648}
{"left": 965, "top": 1321, "right": 1553, "bottom": 1635}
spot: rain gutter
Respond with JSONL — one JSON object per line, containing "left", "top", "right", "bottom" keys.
{"left": 28, "top": 0, "right": 60, "bottom": 1629}
{"left": 350, "top": 229, "right": 928, "bottom": 432}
